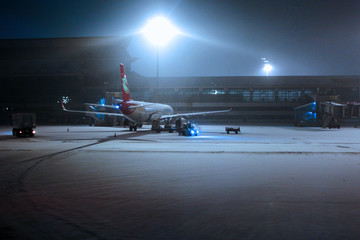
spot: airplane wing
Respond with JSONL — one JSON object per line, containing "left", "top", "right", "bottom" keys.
{"left": 61, "top": 102, "right": 124, "bottom": 117}
{"left": 84, "top": 103, "right": 120, "bottom": 108}
{"left": 321, "top": 101, "right": 347, "bottom": 107}
{"left": 84, "top": 102, "right": 155, "bottom": 109}
{"left": 160, "top": 108, "right": 232, "bottom": 119}
{"left": 84, "top": 103, "right": 122, "bottom": 111}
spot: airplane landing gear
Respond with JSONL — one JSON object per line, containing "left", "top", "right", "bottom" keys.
{"left": 151, "top": 121, "right": 161, "bottom": 133}
{"left": 164, "top": 124, "right": 174, "bottom": 133}
{"left": 129, "top": 125, "right": 138, "bottom": 131}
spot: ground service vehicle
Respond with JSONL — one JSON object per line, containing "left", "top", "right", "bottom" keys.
{"left": 226, "top": 127, "right": 240, "bottom": 134}
{"left": 181, "top": 123, "right": 199, "bottom": 136}
{"left": 12, "top": 113, "right": 36, "bottom": 137}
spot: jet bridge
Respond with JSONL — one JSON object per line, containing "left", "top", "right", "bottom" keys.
{"left": 294, "top": 101, "right": 354, "bottom": 128}
{"left": 346, "top": 102, "right": 360, "bottom": 127}
{"left": 319, "top": 102, "right": 347, "bottom": 129}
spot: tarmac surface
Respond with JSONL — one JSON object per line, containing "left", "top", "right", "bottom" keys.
{"left": 1, "top": 125, "right": 360, "bottom": 239}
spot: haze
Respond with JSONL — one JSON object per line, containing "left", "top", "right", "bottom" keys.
{"left": 1, "top": 0, "right": 359, "bottom": 76}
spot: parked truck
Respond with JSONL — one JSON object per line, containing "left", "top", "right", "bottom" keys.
{"left": 12, "top": 113, "right": 36, "bottom": 137}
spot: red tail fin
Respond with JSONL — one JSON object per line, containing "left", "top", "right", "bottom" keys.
{"left": 120, "top": 64, "right": 131, "bottom": 102}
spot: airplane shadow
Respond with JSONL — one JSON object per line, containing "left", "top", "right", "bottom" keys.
{"left": 97, "top": 130, "right": 154, "bottom": 143}
{"left": 45, "top": 129, "right": 131, "bottom": 134}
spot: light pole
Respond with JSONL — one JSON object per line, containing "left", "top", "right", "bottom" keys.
{"left": 142, "top": 16, "right": 179, "bottom": 89}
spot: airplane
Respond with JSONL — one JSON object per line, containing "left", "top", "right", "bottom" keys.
{"left": 61, "top": 64, "right": 231, "bottom": 132}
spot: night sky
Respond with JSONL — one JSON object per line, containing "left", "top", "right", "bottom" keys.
{"left": 1, "top": 0, "right": 360, "bottom": 77}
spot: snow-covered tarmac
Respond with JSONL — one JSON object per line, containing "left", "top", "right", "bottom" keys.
{"left": 1, "top": 125, "right": 360, "bottom": 239}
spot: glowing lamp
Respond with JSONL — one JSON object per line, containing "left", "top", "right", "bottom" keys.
{"left": 263, "top": 64, "right": 273, "bottom": 73}
{"left": 142, "top": 16, "right": 179, "bottom": 46}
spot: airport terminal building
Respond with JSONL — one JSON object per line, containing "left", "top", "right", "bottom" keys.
{"left": 1, "top": 36, "right": 360, "bottom": 125}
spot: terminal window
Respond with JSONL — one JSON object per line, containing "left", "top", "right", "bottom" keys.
{"left": 253, "top": 90, "right": 275, "bottom": 102}
{"left": 228, "top": 89, "right": 251, "bottom": 101}
{"left": 155, "top": 88, "right": 175, "bottom": 95}
{"left": 202, "top": 88, "right": 226, "bottom": 95}
{"left": 178, "top": 88, "right": 201, "bottom": 95}
{"left": 278, "top": 90, "right": 302, "bottom": 102}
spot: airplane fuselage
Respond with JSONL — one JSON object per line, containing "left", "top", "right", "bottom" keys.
{"left": 119, "top": 100, "right": 174, "bottom": 124}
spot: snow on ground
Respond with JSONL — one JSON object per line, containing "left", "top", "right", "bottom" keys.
{"left": 1, "top": 125, "right": 360, "bottom": 239}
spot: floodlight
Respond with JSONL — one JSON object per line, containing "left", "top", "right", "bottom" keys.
{"left": 142, "top": 16, "right": 179, "bottom": 46}
{"left": 264, "top": 64, "right": 273, "bottom": 72}
{"left": 263, "top": 63, "right": 273, "bottom": 76}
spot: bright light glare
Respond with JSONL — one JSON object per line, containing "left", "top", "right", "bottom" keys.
{"left": 263, "top": 64, "right": 273, "bottom": 72}
{"left": 142, "top": 16, "right": 179, "bottom": 46}
{"left": 62, "top": 96, "right": 71, "bottom": 104}
{"left": 263, "top": 63, "right": 273, "bottom": 76}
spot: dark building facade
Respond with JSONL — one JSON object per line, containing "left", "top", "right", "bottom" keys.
{"left": 0, "top": 36, "right": 135, "bottom": 124}
{"left": 129, "top": 75, "right": 360, "bottom": 123}
{"left": 1, "top": 36, "right": 360, "bottom": 125}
